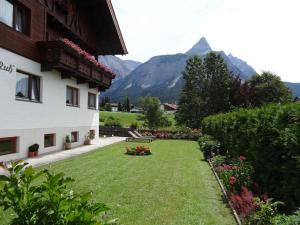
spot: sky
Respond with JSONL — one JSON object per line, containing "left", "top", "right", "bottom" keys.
{"left": 111, "top": 0, "right": 300, "bottom": 82}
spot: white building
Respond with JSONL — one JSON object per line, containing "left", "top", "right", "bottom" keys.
{"left": 0, "top": 0, "right": 127, "bottom": 162}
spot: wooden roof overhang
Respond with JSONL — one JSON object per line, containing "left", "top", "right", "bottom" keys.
{"left": 75, "top": 0, "right": 127, "bottom": 55}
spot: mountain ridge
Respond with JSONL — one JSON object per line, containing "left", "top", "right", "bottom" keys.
{"left": 101, "top": 37, "right": 300, "bottom": 103}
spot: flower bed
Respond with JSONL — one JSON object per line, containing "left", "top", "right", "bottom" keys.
{"left": 125, "top": 146, "right": 152, "bottom": 156}
{"left": 139, "top": 129, "right": 201, "bottom": 140}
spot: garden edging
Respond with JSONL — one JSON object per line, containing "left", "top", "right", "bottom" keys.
{"left": 208, "top": 159, "right": 242, "bottom": 225}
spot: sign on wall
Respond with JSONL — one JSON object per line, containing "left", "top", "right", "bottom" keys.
{"left": 0, "top": 60, "right": 15, "bottom": 74}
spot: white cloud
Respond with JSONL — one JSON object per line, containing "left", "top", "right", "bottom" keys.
{"left": 112, "top": 0, "right": 300, "bottom": 82}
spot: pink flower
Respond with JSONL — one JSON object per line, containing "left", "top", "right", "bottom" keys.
{"left": 230, "top": 176, "right": 237, "bottom": 185}
{"left": 239, "top": 155, "right": 246, "bottom": 161}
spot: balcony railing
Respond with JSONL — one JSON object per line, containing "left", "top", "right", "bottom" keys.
{"left": 37, "top": 39, "right": 115, "bottom": 91}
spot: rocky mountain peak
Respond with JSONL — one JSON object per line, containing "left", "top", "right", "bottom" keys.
{"left": 185, "top": 37, "right": 212, "bottom": 56}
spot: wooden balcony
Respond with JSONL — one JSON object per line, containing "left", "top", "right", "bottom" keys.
{"left": 37, "top": 40, "right": 115, "bottom": 91}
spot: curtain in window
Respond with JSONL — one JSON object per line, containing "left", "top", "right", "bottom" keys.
{"left": 16, "top": 73, "right": 29, "bottom": 98}
{"left": 31, "top": 76, "right": 40, "bottom": 101}
{"left": 15, "top": 6, "right": 27, "bottom": 33}
{"left": 89, "top": 94, "right": 96, "bottom": 108}
{"left": 0, "top": 0, "right": 13, "bottom": 27}
{"left": 66, "top": 87, "right": 72, "bottom": 104}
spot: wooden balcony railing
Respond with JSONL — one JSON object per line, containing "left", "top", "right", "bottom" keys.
{"left": 37, "top": 40, "right": 114, "bottom": 91}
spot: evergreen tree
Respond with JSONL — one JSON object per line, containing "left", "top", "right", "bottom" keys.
{"left": 176, "top": 52, "right": 232, "bottom": 128}
{"left": 117, "top": 102, "right": 122, "bottom": 111}
{"left": 175, "top": 56, "right": 205, "bottom": 128}
{"left": 123, "top": 96, "right": 130, "bottom": 112}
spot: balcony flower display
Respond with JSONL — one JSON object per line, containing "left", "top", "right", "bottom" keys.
{"left": 59, "top": 38, "right": 115, "bottom": 78}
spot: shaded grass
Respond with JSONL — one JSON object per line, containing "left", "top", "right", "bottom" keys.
{"left": 0, "top": 140, "right": 236, "bottom": 225}
{"left": 99, "top": 111, "right": 176, "bottom": 128}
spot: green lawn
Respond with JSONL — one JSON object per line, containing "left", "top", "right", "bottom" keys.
{"left": 100, "top": 111, "right": 176, "bottom": 128}
{"left": 0, "top": 140, "right": 235, "bottom": 225}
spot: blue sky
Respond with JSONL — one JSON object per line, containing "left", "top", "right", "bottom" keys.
{"left": 112, "top": 0, "right": 300, "bottom": 82}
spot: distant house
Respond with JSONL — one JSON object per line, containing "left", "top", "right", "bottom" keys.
{"left": 130, "top": 107, "right": 144, "bottom": 114}
{"left": 160, "top": 103, "right": 178, "bottom": 113}
{"left": 111, "top": 103, "right": 119, "bottom": 112}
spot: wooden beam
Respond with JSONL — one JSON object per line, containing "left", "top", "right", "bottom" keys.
{"left": 89, "top": 82, "right": 98, "bottom": 89}
{"left": 77, "top": 78, "right": 87, "bottom": 84}
{"left": 61, "top": 72, "right": 72, "bottom": 79}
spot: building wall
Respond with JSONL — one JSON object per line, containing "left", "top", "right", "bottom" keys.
{"left": 0, "top": 48, "right": 99, "bottom": 161}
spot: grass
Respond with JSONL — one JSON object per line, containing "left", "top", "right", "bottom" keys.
{"left": 0, "top": 140, "right": 236, "bottom": 225}
{"left": 100, "top": 111, "right": 176, "bottom": 128}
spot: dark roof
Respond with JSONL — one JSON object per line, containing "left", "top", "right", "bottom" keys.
{"left": 77, "top": 0, "right": 127, "bottom": 55}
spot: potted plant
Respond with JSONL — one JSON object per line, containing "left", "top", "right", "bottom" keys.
{"left": 28, "top": 144, "right": 39, "bottom": 157}
{"left": 64, "top": 135, "right": 72, "bottom": 150}
{"left": 84, "top": 131, "right": 95, "bottom": 145}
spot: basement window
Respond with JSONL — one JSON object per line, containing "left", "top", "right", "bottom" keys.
{"left": 71, "top": 131, "right": 79, "bottom": 143}
{"left": 0, "top": 137, "right": 17, "bottom": 156}
{"left": 44, "top": 134, "right": 55, "bottom": 148}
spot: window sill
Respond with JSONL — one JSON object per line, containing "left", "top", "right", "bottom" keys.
{"left": 16, "top": 97, "right": 42, "bottom": 104}
{"left": 0, "top": 151, "right": 16, "bottom": 156}
{"left": 44, "top": 145, "right": 55, "bottom": 148}
{"left": 88, "top": 107, "right": 98, "bottom": 111}
{"left": 66, "top": 104, "right": 80, "bottom": 108}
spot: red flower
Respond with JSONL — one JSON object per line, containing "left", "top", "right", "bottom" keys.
{"left": 230, "top": 176, "right": 236, "bottom": 185}
{"left": 239, "top": 155, "right": 246, "bottom": 161}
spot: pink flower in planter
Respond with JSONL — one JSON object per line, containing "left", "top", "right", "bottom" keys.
{"left": 60, "top": 38, "right": 115, "bottom": 77}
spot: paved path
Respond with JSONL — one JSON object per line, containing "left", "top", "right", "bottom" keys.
{"left": 26, "top": 137, "right": 126, "bottom": 167}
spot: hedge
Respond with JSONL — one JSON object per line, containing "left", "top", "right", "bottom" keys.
{"left": 202, "top": 103, "right": 300, "bottom": 212}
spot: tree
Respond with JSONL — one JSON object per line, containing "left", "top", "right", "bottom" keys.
{"left": 176, "top": 52, "right": 232, "bottom": 128}
{"left": 175, "top": 56, "right": 205, "bottom": 128}
{"left": 100, "top": 96, "right": 110, "bottom": 108}
{"left": 248, "top": 71, "right": 293, "bottom": 107}
{"left": 117, "top": 102, "right": 122, "bottom": 111}
{"left": 123, "top": 96, "right": 130, "bottom": 112}
{"left": 139, "top": 96, "right": 165, "bottom": 129}
{"left": 229, "top": 75, "right": 253, "bottom": 109}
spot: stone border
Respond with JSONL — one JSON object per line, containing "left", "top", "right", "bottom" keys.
{"left": 208, "top": 159, "right": 242, "bottom": 225}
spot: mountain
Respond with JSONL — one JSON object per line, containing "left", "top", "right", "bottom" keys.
{"left": 185, "top": 37, "right": 212, "bottom": 56}
{"left": 285, "top": 82, "right": 300, "bottom": 97}
{"left": 98, "top": 55, "right": 141, "bottom": 80}
{"left": 227, "top": 54, "right": 256, "bottom": 78}
{"left": 102, "top": 37, "right": 299, "bottom": 103}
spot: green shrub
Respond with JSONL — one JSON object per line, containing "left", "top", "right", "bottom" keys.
{"left": 0, "top": 161, "right": 115, "bottom": 225}
{"left": 198, "top": 135, "right": 220, "bottom": 160}
{"left": 246, "top": 198, "right": 283, "bottom": 225}
{"left": 202, "top": 103, "right": 300, "bottom": 212}
{"left": 104, "top": 116, "right": 122, "bottom": 128}
{"left": 273, "top": 209, "right": 300, "bottom": 225}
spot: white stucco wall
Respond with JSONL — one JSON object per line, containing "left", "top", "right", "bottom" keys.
{"left": 0, "top": 48, "right": 100, "bottom": 161}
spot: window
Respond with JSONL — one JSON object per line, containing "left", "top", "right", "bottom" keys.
{"left": 0, "top": 0, "right": 13, "bottom": 27}
{"left": 0, "top": 0, "right": 30, "bottom": 35}
{"left": 44, "top": 134, "right": 55, "bottom": 148}
{"left": 15, "top": 4, "right": 30, "bottom": 35}
{"left": 0, "top": 137, "right": 17, "bottom": 156}
{"left": 88, "top": 93, "right": 96, "bottom": 109}
{"left": 71, "top": 131, "right": 78, "bottom": 143}
{"left": 66, "top": 86, "right": 79, "bottom": 107}
{"left": 15, "top": 70, "right": 41, "bottom": 102}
